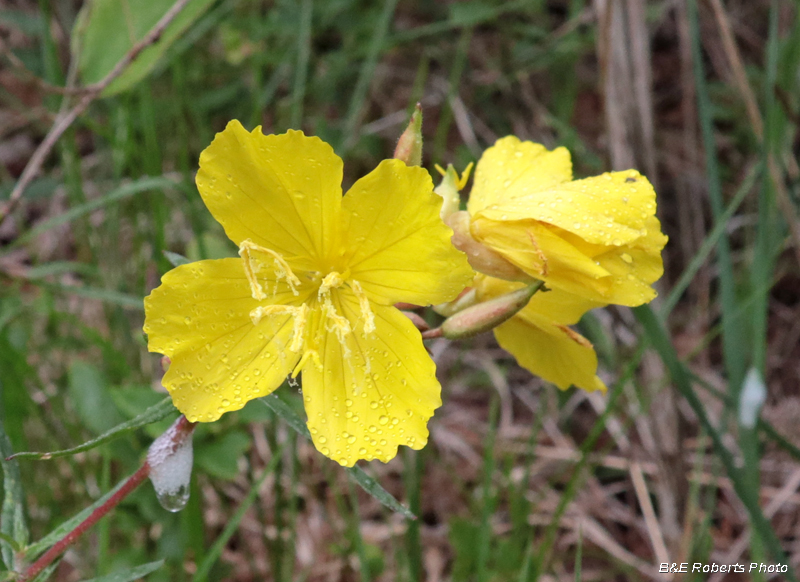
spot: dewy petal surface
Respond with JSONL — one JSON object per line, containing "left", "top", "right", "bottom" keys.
{"left": 467, "top": 136, "right": 572, "bottom": 215}
{"left": 144, "top": 258, "right": 312, "bottom": 422}
{"left": 476, "top": 170, "right": 657, "bottom": 248}
{"left": 302, "top": 291, "right": 442, "bottom": 467}
{"left": 196, "top": 120, "right": 343, "bottom": 270}
{"left": 342, "top": 159, "right": 473, "bottom": 306}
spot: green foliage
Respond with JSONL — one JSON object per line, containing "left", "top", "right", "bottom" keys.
{"left": 74, "top": 0, "right": 216, "bottom": 95}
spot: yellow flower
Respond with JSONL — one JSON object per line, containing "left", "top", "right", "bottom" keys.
{"left": 464, "top": 136, "right": 668, "bottom": 306}
{"left": 144, "top": 120, "right": 473, "bottom": 466}
{"left": 475, "top": 275, "right": 607, "bottom": 392}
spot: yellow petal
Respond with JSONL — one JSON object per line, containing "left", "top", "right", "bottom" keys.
{"left": 467, "top": 136, "right": 572, "bottom": 215}
{"left": 475, "top": 275, "right": 605, "bottom": 326}
{"left": 476, "top": 170, "right": 657, "bottom": 247}
{"left": 196, "top": 121, "right": 342, "bottom": 271}
{"left": 556, "top": 214, "right": 668, "bottom": 306}
{"left": 144, "top": 258, "right": 312, "bottom": 422}
{"left": 301, "top": 291, "right": 441, "bottom": 466}
{"left": 494, "top": 315, "right": 606, "bottom": 393}
{"left": 342, "top": 159, "right": 473, "bottom": 306}
{"left": 471, "top": 217, "right": 614, "bottom": 296}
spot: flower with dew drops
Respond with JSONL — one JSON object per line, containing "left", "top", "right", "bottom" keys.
{"left": 452, "top": 136, "right": 668, "bottom": 306}
{"left": 144, "top": 120, "right": 473, "bottom": 467}
{"left": 473, "top": 275, "right": 607, "bottom": 393}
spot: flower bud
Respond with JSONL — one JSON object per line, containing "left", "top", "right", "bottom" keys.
{"left": 446, "top": 211, "right": 533, "bottom": 282}
{"left": 433, "top": 286, "right": 477, "bottom": 317}
{"left": 393, "top": 103, "right": 423, "bottom": 166}
{"left": 434, "top": 163, "right": 472, "bottom": 220}
{"left": 441, "top": 281, "right": 544, "bottom": 339}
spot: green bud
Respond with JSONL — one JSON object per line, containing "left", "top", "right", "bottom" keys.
{"left": 441, "top": 281, "right": 544, "bottom": 339}
{"left": 433, "top": 287, "right": 478, "bottom": 317}
{"left": 393, "top": 103, "right": 423, "bottom": 166}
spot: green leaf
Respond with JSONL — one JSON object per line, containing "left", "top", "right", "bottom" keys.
{"left": 78, "top": 560, "right": 164, "bottom": 582}
{"left": 74, "top": 0, "right": 216, "bottom": 96}
{"left": 68, "top": 361, "right": 125, "bottom": 435}
{"left": 162, "top": 250, "right": 190, "bottom": 267}
{"left": 0, "top": 423, "right": 28, "bottom": 570}
{"left": 195, "top": 431, "right": 251, "bottom": 480}
{"left": 259, "top": 394, "right": 416, "bottom": 519}
{"left": 10, "top": 397, "right": 176, "bottom": 461}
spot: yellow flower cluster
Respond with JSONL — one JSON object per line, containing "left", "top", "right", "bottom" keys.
{"left": 450, "top": 136, "right": 667, "bottom": 392}
{"left": 143, "top": 123, "right": 666, "bottom": 466}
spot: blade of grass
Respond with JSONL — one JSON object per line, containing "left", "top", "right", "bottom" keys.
{"left": 0, "top": 418, "right": 28, "bottom": 570}
{"left": 431, "top": 27, "right": 473, "bottom": 163}
{"left": 687, "top": 0, "right": 746, "bottom": 394}
{"left": 290, "top": 0, "right": 312, "bottom": 129}
{"left": 403, "top": 449, "right": 422, "bottom": 582}
{"left": 661, "top": 162, "right": 760, "bottom": 317}
{"left": 7, "top": 176, "right": 178, "bottom": 251}
{"left": 341, "top": 0, "right": 399, "bottom": 152}
{"left": 16, "top": 279, "right": 144, "bottom": 310}
{"left": 634, "top": 305, "right": 795, "bottom": 580}
{"left": 79, "top": 559, "right": 164, "bottom": 582}
{"left": 476, "top": 396, "right": 499, "bottom": 582}
{"left": 192, "top": 445, "right": 284, "bottom": 582}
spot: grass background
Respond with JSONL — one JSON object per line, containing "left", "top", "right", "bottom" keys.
{"left": 1, "top": 0, "right": 800, "bottom": 580}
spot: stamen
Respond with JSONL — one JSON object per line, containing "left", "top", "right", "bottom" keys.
{"left": 350, "top": 280, "right": 375, "bottom": 335}
{"left": 318, "top": 271, "right": 344, "bottom": 296}
{"left": 321, "top": 295, "right": 351, "bottom": 344}
{"left": 238, "top": 239, "right": 301, "bottom": 298}
{"left": 248, "top": 304, "right": 307, "bottom": 352}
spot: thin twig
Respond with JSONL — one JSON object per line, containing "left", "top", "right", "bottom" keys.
{"left": 0, "top": 0, "right": 195, "bottom": 226}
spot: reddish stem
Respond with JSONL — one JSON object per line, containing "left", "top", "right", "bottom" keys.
{"left": 420, "top": 327, "right": 443, "bottom": 339}
{"left": 20, "top": 416, "right": 195, "bottom": 581}
{"left": 20, "top": 463, "right": 151, "bottom": 581}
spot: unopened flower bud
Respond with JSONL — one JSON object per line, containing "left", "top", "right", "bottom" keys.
{"left": 441, "top": 282, "right": 544, "bottom": 339}
{"left": 433, "top": 287, "right": 477, "bottom": 317}
{"left": 446, "top": 211, "right": 533, "bottom": 282}
{"left": 434, "top": 163, "right": 473, "bottom": 220}
{"left": 394, "top": 103, "right": 423, "bottom": 166}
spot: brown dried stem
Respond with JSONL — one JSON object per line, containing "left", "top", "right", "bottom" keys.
{"left": 0, "top": 0, "right": 194, "bottom": 227}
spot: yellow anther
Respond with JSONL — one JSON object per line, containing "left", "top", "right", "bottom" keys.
{"left": 318, "top": 270, "right": 347, "bottom": 296}
{"left": 350, "top": 280, "right": 375, "bottom": 335}
{"left": 238, "top": 239, "right": 301, "bottom": 298}
{"left": 248, "top": 304, "right": 307, "bottom": 352}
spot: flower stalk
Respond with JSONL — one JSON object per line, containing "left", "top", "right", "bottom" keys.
{"left": 19, "top": 416, "right": 195, "bottom": 581}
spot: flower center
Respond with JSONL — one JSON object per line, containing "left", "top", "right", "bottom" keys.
{"left": 238, "top": 240, "right": 376, "bottom": 377}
